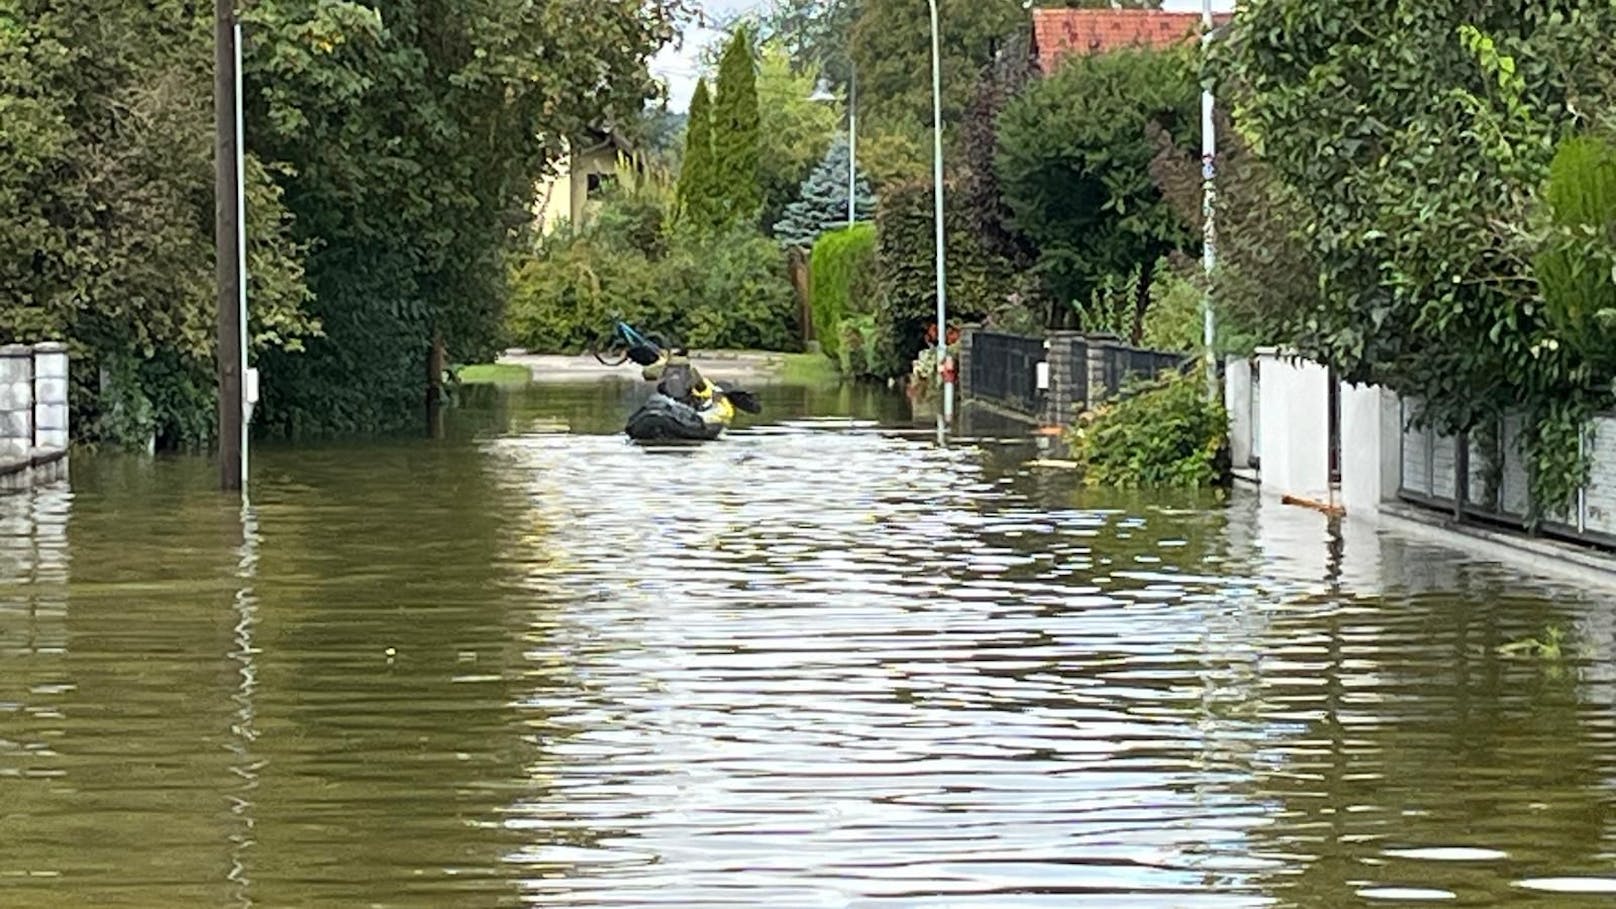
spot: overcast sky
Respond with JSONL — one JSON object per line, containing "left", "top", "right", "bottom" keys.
{"left": 650, "top": 0, "right": 1238, "bottom": 112}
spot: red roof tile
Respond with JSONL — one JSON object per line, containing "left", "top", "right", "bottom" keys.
{"left": 1031, "top": 8, "right": 1227, "bottom": 72}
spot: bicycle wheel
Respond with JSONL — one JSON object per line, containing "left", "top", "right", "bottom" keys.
{"left": 591, "top": 331, "right": 631, "bottom": 367}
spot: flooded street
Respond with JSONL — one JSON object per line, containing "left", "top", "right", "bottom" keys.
{"left": 4, "top": 380, "right": 1616, "bottom": 907}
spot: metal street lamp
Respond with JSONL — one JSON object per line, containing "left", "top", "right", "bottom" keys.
{"left": 1200, "top": 2, "right": 1231, "bottom": 400}
{"left": 928, "top": 0, "right": 951, "bottom": 427}
{"left": 809, "top": 70, "right": 859, "bottom": 227}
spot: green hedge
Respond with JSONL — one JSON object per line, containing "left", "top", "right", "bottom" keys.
{"left": 870, "top": 179, "right": 1009, "bottom": 377}
{"left": 808, "top": 223, "right": 878, "bottom": 360}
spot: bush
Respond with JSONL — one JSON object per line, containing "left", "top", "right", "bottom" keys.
{"left": 1067, "top": 366, "right": 1227, "bottom": 488}
{"left": 808, "top": 223, "right": 878, "bottom": 359}
{"left": 506, "top": 197, "right": 799, "bottom": 353}
{"left": 682, "top": 226, "right": 800, "bottom": 351}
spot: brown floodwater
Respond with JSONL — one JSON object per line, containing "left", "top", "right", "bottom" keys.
{"left": 3, "top": 379, "right": 1616, "bottom": 907}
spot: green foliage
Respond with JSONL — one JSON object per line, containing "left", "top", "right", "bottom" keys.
{"left": 748, "top": 0, "right": 860, "bottom": 89}
{"left": 1084, "top": 256, "right": 1203, "bottom": 352}
{"left": 1221, "top": 0, "right": 1616, "bottom": 523}
{"left": 808, "top": 223, "right": 879, "bottom": 358}
{"left": 1149, "top": 108, "right": 1316, "bottom": 358}
{"left": 678, "top": 79, "right": 719, "bottom": 228}
{"left": 850, "top": 0, "right": 1028, "bottom": 136}
{"left": 1067, "top": 365, "right": 1227, "bottom": 488}
{"left": 1537, "top": 135, "right": 1616, "bottom": 374}
{"left": 244, "top": 0, "right": 683, "bottom": 437}
{"left": 837, "top": 314, "right": 880, "bottom": 377}
{"left": 775, "top": 136, "right": 877, "bottom": 249}
{"left": 507, "top": 193, "right": 799, "bottom": 355}
{"left": 870, "top": 180, "right": 1011, "bottom": 377}
{"left": 756, "top": 42, "right": 843, "bottom": 237}
{"left": 712, "top": 27, "right": 764, "bottom": 226}
{"left": 0, "top": 0, "right": 317, "bottom": 451}
{"left": 997, "top": 47, "right": 1199, "bottom": 328}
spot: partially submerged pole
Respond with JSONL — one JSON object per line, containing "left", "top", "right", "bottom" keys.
{"left": 216, "top": 0, "right": 244, "bottom": 492}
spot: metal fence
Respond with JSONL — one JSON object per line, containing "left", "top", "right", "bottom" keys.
{"left": 968, "top": 331, "right": 1046, "bottom": 414}
{"left": 963, "top": 329, "right": 1193, "bottom": 421}
{"left": 1398, "top": 400, "right": 1616, "bottom": 550}
{"left": 1097, "top": 345, "right": 1192, "bottom": 398}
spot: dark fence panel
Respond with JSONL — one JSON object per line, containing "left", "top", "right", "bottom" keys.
{"left": 968, "top": 331, "right": 1045, "bottom": 415}
{"left": 1098, "top": 345, "right": 1192, "bottom": 399}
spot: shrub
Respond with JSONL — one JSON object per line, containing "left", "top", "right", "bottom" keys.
{"left": 1067, "top": 366, "right": 1227, "bottom": 488}
{"left": 808, "top": 223, "right": 878, "bottom": 359}
{"left": 682, "top": 225, "right": 800, "bottom": 351}
{"left": 506, "top": 213, "right": 798, "bottom": 353}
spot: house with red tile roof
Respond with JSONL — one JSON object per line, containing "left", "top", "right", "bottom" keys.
{"left": 1030, "top": 8, "right": 1230, "bottom": 73}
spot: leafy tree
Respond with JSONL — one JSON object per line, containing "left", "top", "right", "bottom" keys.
{"left": 850, "top": 0, "right": 1027, "bottom": 135}
{"left": 1148, "top": 106, "right": 1318, "bottom": 356}
{"left": 712, "top": 26, "right": 763, "bottom": 226}
{"left": 751, "top": 0, "right": 861, "bottom": 89}
{"left": 870, "top": 179, "right": 1009, "bottom": 377}
{"left": 756, "top": 42, "right": 843, "bottom": 237}
{"left": 0, "top": 0, "right": 315, "bottom": 450}
{"left": 959, "top": 53, "right": 1036, "bottom": 270}
{"left": 996, "top": 47, "right": 1199, "bottom": 332}
{"left": 774, "top": 135, "right": 876, "bottom": 250}
{"left": 677, "top": 79, "right": 719, "bottom": 228}
{"left": 245, "top": 0, "right": 683, "bottom": 436}
{"left": 1222, "top": 0, "right": 1616, "bottom": 518}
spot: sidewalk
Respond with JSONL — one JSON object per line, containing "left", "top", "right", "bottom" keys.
{"left": 498, "top": 350, "right": 794, "bottom": 384}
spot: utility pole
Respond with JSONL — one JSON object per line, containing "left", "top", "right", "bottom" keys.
{"left": 216, "top": 0, "right": 244, "bottom": 492}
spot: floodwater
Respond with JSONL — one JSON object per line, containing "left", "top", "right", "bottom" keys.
{"left": 4, "top": 379, "right": 1616, "bottom": 908}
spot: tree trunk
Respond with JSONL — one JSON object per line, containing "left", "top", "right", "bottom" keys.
{"left": 1131, "top": 257, "right": 1155, "bottom": 345}
{"left": 426, "top": 330, "right": 446, "bottom": 439}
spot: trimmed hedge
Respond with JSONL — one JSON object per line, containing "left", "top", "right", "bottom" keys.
{"left": 808, "top": 223, "right": 878, "bottom": 360}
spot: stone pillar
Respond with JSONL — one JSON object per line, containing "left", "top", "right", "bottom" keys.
{"left": 32, "top": 342, "right": 68, "bottom": 451}
{"left": 1224, "top": 355, "right": 1254, "bottom": 468}
{"left": 957, "top": 325, "right": 979, "bottom": 401}
{"left": 1043, "top": 329, "right": 1084, "bottom": 426}
{"left": 0, "top": 344, "right": 32, "bottom": 462}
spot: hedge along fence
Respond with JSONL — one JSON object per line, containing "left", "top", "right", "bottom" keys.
{"left": 870, "top": 179, "right": 1010, "bottom": 378}
{"left": 808, "top": 223, "right": 877, "bottom": 360}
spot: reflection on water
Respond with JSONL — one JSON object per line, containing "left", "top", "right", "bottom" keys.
{"left": 2, "top": 381, "right": 1616, "bottom": 907}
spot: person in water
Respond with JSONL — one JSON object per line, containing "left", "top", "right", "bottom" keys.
{"left": 642, "top": 347, "right": 714, "bottom": 409}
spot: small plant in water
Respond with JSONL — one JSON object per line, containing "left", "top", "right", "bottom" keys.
{"left": 1496, "top": 624, "right": 1567, "bottom": 661}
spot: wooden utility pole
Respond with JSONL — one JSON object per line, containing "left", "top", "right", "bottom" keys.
{"left": 216, "top": 0, "right": 244, "bottom": 491}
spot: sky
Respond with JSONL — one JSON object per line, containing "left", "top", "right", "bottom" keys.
{"left": 650, "top": 0, "right": 1238, "bottom": 113}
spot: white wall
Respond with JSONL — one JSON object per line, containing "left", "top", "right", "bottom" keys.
{"left": 1224, "top": 356, "right": 1254, "bottom": 469}
{"left": 1338, "top": 382, "right": 1401, "bottom": 515}
{"left": 1255, "top": 349, "right": 1331, "bottom": 504}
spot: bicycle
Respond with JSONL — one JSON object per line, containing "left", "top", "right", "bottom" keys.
{"left": 591, "top": 319, "right": 669, "bottom": 368}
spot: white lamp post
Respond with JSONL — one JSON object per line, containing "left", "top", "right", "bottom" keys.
{"left": 809, "top": 68, "right": 857, "bottom": 227}
{"left": 928, "top": 0, "right": 951, "bottom": 427}
{"left": 1201, "top": 0, "right": 1220, "bottom": 399}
